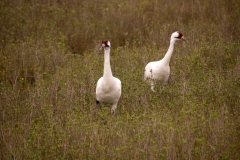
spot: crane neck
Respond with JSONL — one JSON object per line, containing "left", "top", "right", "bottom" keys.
{"left": 161, "top": 39, "right": 176, "bottom": 65}
{"left": 103, "top": 48, "right": 113, "bottom": 79}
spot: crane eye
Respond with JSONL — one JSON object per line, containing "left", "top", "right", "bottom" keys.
{"left": 102, "top": 39, "right": 110, "bottom": 47}
{"left": 177, "top": 32, "right": 183, "bottom": 39}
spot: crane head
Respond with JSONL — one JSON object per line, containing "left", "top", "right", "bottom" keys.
{"left": 99, "top": 39, "right": 111, "bottom": 51}
{"left": 172, "top": 31, "right": 188, "bottom": 43}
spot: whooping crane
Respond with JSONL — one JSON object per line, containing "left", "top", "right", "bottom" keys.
{"left": 96, "top": 40, "right": 122, "bottom": 114}
{"left": 144, "top": 31, "right": 187, "bottom": 92}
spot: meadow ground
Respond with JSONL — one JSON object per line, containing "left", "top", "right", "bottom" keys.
{"left": 0, "top": 0, "right": 240, "bottom": 159}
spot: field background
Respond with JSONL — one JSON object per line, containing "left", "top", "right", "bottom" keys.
{"left": 0, "top": 0, "right": 240, "bottom": 159}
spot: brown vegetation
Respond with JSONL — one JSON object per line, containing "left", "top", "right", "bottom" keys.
{"left": 0, "top": 0, "right": 240, "bottom": 159}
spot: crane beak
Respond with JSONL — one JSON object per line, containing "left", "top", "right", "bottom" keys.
{"left": 99, "top": 43, "right": 106, "bottom": 53}
{"left": 100, "top": 43, "right": 105, "bottom": 50}
{"left": 181, "top": 36, "right": 188, "bottom": 43}
{"left": 98, "top": 45, "right": 103, "bottom": 53}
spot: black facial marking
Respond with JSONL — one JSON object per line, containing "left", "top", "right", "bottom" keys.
{"left": 176, "top": 32, "right": 183, "bottom": 39}
{"left": 102, "top": 39, "right": 109, "bottom": 47}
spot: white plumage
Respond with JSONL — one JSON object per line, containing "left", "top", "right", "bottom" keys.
{"left": 144, "top": 31, "right": 187, "bottom": 92}
{"left": 96, "top": 40, "right": 121, "bottom": 114}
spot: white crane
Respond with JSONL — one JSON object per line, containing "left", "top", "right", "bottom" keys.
{"left": 96, "top": 40, "right": 121, "bottom": 114}
{"left": 144, "top": 31, "right": 187, "bottom": 92}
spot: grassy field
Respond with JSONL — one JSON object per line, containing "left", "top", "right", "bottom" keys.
{"left": 0, "top": 0, "right": 240, "bottom": 159}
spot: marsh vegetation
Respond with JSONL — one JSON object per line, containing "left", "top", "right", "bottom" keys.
{"left": 0, "top": 0, "right": 239, "bottom": 159}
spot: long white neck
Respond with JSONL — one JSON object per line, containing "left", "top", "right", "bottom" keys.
{"left": 161, "top": 39, "right": 176, "bottom": 65}
{"left": 103, "top": 48, "right": 113, "bottom": 79}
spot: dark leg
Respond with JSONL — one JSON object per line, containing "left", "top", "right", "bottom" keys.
{"left": 96, "top": 100, "right": 102, "bottom": 110}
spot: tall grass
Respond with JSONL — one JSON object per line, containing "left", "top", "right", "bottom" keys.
{"left": 0, "top": 0, "right": 240, "bottom": 159}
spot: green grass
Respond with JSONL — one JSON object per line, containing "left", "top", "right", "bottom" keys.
{"left": 1, "top": 0, "right": 240, "bottom": 159}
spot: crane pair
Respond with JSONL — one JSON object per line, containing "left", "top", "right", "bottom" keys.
{"left": 96, "top": 31, "right": 187, "bottom": 114}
